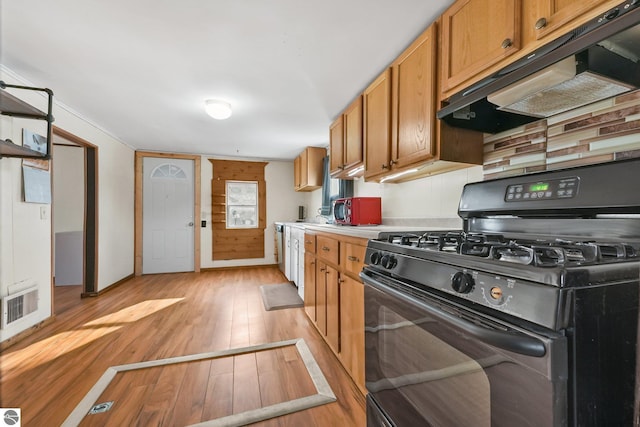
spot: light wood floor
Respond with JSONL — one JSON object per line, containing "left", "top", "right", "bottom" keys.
{"left": 0, "top": 267, "right": 366, "bottom": 426}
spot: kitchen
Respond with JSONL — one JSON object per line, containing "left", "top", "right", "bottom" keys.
{"left": 2, "top": 0, "right": 640, "bottom": 426}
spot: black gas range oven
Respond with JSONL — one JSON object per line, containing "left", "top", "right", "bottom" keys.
{"left": 361, "top": 158, "right": 640, "bottom": 427}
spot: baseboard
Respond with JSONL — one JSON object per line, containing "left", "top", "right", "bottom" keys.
{"left": 200, "top": 264, "right": 279, "bottom": 272}
{"left": 90, "top": 273, "right": 135, "bottom": 296}
{"left": 0, "top": 316, "right": 56, "bottom": 351}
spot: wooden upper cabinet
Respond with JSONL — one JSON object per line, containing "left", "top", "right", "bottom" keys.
{"left": 329, "top": 115, "right": 344, "bottom": 176}
{"left": 440, "top": 0, "right": 521, "bottom": 96}
{"left": 363, "top": 69, "right": 392, "bottom": 181}
{"left": 293, "top": 155, "right": 301, "bottom": 190}
{"left": 522, "top": 0, "right": 620, "bottom": 44}
{"left": 391, "top": 23, "right": 437, "bottom": 169}
{"left": 364, "top": 22, "right": 483, "bottom": 183}
{"left": 294, "top": 146, "right": 325, "bottom": 192}
{"left": 343, "top": 96, "right": 364, "bottom": 174}
{"left": 330, "top": 97, "right": 364, "bottom": 178}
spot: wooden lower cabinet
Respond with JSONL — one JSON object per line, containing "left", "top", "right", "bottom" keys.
{"left": 316, "top": 260, "right": 327, "bottom": 336}
{"left": 340, "top": 275, "right": 365, "bottom": 391}
{"left": 316, "top": 259, "right": 339, "bottom": 352}
{"left": 304, "top": 231, "right": 367, "bottom": 394}
{"left": 326, "top": 263, "right": 340, "bottom": 353}
{"left": 304, "top": 251, "right": 316, "bottom": 321}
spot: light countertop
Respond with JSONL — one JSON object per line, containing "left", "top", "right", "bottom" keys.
{"left": 276, "top": 219, "right": 462, "bottom": 239}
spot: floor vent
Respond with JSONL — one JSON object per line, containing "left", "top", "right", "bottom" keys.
{"left": 2, "top": 286, "right": 38, "bottom": 329}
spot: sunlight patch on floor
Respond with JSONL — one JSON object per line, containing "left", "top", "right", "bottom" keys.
{"left": 0, "top": 298, "right": 184, "bottom": 378}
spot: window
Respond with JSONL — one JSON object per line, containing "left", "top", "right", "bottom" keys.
{"left": 226, "top": 181, "right": 258, "bottom": 228}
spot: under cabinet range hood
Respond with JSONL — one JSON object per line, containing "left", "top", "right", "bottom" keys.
{"left": 437, "top": 1, "right": 640, "bottom": 134}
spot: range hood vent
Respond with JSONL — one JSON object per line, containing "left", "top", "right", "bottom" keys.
{"left": 487, "top": 54, "right": 635, "bottom": 118}
{"left": 437, "top": 1, "right": 640, "bottom": 134}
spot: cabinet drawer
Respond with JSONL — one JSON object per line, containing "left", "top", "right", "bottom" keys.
{"left": 342, "top": 243, "right": 367, "bottom": 278}
{"left": 316, "top": 235, "right": 339, "bottom": 265}
{"left": 304, "top": 233, "right": 316, "bottom": 254}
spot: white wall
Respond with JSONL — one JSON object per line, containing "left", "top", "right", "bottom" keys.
{"left": 304, "top": 166, "right": 484, "bottom": 224}
{"left": 53, "top": 145, "right": 84, "bottom": 233}
{"left": 0, "top": 68, "right": 135, "bottom": 343}
{"left": 200, "top": 158, "right": 305, "bottom": 268}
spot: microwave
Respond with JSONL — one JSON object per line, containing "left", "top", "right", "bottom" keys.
{"left": 334, "top": 197, "right": 382, "bottom": 226}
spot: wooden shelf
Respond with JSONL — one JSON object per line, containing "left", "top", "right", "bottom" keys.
{"left": 0, "top": 90, "right": 48, "bottom": 120}
{"left": 0, "top": 139, "right": 47, "bottom": 159}
{"left": 0, "top": 81, "right": 54, "bottom": 160}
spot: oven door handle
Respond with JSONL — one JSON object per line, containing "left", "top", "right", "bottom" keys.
{"left": 361, "top": 271, "right": 547, "bottom": 358}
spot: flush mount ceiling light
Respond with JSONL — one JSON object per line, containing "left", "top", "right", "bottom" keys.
{"left": 204, "top": 99, "right": 232, "bottom": 120}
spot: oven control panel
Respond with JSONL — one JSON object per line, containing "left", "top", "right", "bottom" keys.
{"left": 505, "top": 176, "right": 579, "bottom": 202}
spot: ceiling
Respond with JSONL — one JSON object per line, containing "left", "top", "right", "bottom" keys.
{"left": 1, "top": 0, "right": 453, "bottom": 160}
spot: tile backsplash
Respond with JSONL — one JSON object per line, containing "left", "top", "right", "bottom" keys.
{"left": 483, "top": 90, "right": 640, "bottom": 180}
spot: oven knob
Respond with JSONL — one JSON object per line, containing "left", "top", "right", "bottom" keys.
{"left": 370, "top": 252, "right": 383, "bottom": 265}
{"left": 380, "top": 254, "right": 397, "bottom": 269}
{"left": 451, "top": 272, "right": 474, "bottom": 294}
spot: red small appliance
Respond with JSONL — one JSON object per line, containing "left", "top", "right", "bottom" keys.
{"left": 333, "top": 197, "right": 382, "bottom": 225}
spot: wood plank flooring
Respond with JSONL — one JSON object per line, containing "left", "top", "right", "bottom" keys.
{"left": 0, "top": 267, "right": 366, "bottom": 426}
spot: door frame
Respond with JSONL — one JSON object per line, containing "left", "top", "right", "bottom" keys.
{"left": 52, "top": 126, "right": 99, "bottom": 298}
{"left": 134, "top": 151, "right": 201, "bottom": 276}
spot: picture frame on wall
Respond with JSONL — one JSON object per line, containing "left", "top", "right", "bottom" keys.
{"left": 22, "top": 128, "right": 47, "bottom": 154}
{"left": 23, "top": 165, "right": 51, "bottom": 204}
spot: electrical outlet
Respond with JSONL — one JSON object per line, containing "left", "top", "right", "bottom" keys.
{"left": 40, "top": 206, "right": 48, "bottom": 220}
{"left": 201, "top": 220, "right": 207, "bottom": 228}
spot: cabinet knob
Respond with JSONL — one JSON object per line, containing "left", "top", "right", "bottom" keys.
{"left": 347, "top": 255, "right": 359, "bottom": 262}
{"left": 338, "top": 278, "right": 345, "bottom": 283}
{"left": 501, "top": 38, "right": 512, "bottom": 49}
{"left": 389, "top": 160, "right": 396, "bottom": 166}
{"left": 320, "top": 267, "right": 325, "bottom": 272}
{"left": 322, "top": 246, "right": 330, "bottom": 252}
{"left": 535, "top": 17, "right": 547, "bottom": 30}
{"left": 381, "top": 164, "right": 389, "bottom": 169}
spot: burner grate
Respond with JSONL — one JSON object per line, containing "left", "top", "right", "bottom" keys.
{"left": 379, "top": 231, "right": 640, "bottom": 268}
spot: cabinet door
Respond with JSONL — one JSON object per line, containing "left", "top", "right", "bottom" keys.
{"left": 316, "top": 261, "right": 327, "bottom": 336}
{"left": 343, "top": 96, "right": 364, "bottom": 174}
{"left": 304, "top": 233, "right": 316, "bottom": 254}
{"left": 391, "top": 24, "right": 437, "bottom": 170}
{"left": 295, "top": 147, "right": 325, "bottom": 192}
{"left": 326, "top": 266, "right": 340, "bottom": 352}
{"left": 316, "top": 235, "right": 339, "bottom": 265}
{"left": 293, "top": 155, "right": 301, "bottom": 190}
{"left": 299, "top": 148, "right": 309, "bottom": 188}
{"left": 363, "top": 69, "right": 392, "bottom": 181}
{"left": 340, "top": 275, "right": 365, "bottom": 392}
{"left": 329, "top": 115, "right": 344, "bottom": 176}
{"left": 441, "top": 0, "right": 521, "bottom": 95}
{"left": 342, "top": 242, "right": 367, "bottom": 280}
{"left": 530, "top": 0, "right": 616, "bottom": 40}
{"left": 304, "top": 252, "right": 316, "bottom": 321}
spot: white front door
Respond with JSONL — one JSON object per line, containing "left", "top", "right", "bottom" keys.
{"left": 142, "top": 157, "right": 195, "bottom": 274}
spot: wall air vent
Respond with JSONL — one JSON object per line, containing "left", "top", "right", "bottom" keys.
{"left": 1, "top": 285, "right": 38, "bottom": 329}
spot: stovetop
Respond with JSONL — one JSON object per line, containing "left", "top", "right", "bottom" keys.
{"left": 378, "top": 230, "right": 640, "bottom": 268}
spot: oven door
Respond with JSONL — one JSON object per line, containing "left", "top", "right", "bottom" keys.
{"left": 362, "top": 268, "right": 568, "bottom": 427}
